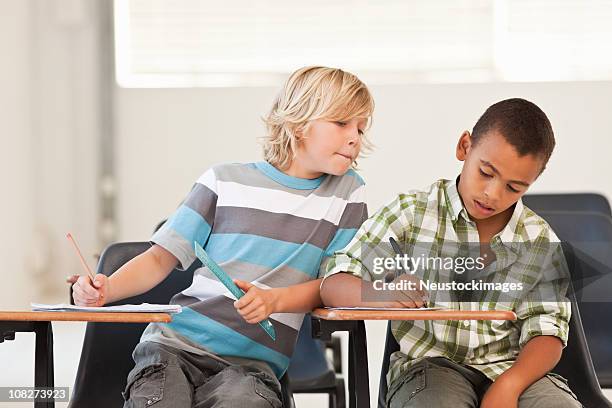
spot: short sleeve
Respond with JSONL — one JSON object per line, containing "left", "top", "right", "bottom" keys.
{"left": 151, "top": 169, "right": 218, "bottom": 270}
{"left": 323, "top": 193, "right": 414, "bottom": 282}
{"left": 317, "top": 182, "right": 368, "bottom": 278}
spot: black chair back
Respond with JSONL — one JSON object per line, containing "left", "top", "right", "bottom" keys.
{"left": 69, "top": 242, "right": 194, "bottom": 407}
{"left": 539, "top": 211, "right": 612, "bottom": 387}
{"left": 524, "top": 193, "right": 611, "bottom": 216}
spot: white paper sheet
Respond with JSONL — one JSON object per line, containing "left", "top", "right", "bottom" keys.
{"left": 31, "top": 302, "right": 182, "bottom": 314}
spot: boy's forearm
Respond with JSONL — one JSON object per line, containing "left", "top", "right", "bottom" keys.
{"left": 320, "top": 273, "right": 368, "bottom": 307}
{"left": 495, "top": 335, "right": 563, "bottom": 394}
{"left": 272, "top": 279, "right": 323, "bottom": 313}
{"left": 106, "top": 245, "right": 177, "bottom": 303}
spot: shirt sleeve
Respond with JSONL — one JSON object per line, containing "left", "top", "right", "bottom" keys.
{"left": 515, "top": 242, "right": 572, "bottom": 348}
{"left": 323, "top": 193, "right": 415, "bottom": 282}
{"left": 151, "top": 168, "right": 218, "bottom": 270}
{"left": 317, "top": 181, "right": 368, "bottom": 278}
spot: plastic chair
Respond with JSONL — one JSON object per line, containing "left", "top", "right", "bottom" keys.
{"left": 524, "top": 193, "right": 611, "bottom": 216}
{"left": 287, "top": 317, "right": 346, "bottom": 408}
{"left": 538, "top": 211, "right": 612, "bottom": 388}
{"left": 69, "top": 241, "right": 294, "bottom": 407}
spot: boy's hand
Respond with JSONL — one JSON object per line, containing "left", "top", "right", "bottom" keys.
{"left": 480, "top": 375, "right": 520, "bottom": 408}
{"left": 233, "top": 279, "right": 279, "bottom": 324}
{"left": 66, "top": 273, "right": 109, "bottom": 307}
{"left": 391, "top": 273, "right": 429, "bottom": 308}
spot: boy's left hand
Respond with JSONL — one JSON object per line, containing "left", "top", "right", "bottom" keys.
{"left": 233, "top": 279, "right": 279, "bottom": 324}
{"left": 480, "top": 376, "right": 520, "bottom": 408}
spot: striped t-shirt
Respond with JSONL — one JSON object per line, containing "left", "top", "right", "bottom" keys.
{"left": 141, "top": 161, "right": 367, "bottom": 378}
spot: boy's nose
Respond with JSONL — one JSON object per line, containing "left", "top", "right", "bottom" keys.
{"left": 347, "top": 127, "right": 360, "bottom": 145}
{"left": 484, "top": 182, "right": 503, "bottom": 202}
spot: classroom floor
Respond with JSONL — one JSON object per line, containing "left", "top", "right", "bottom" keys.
{"left": 0, "top": 323, "right": 610, "bottom": 408}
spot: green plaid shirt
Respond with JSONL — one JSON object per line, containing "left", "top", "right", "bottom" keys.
{"left": 325, "top": 178, "right": 571, "bottom": 387}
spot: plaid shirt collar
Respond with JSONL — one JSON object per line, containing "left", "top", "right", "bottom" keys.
{"left": 445, "top": 177, "right": 525, "bottom": 247}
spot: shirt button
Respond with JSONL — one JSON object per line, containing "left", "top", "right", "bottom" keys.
{"left": 463, "top": 320, "right": 470, "bottom": 327}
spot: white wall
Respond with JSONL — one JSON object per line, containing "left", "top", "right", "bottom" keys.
{"left": 0, "top": 0, "right": 34, "bottom": 308}
{"left": 116, "top": 81, "right": 612, "bottom": 240}
{"left": 115, "top": 81, "right": 612, "bottom": 405}
{"left": 0, "top": 0, "right": 101, "bottom": 309}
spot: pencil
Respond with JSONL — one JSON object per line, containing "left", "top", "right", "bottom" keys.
{"left": 66, "top": 232, "right": 96, "bottom": 282}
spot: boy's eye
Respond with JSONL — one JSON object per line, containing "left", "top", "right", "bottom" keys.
{"left": 507, "top": 184, "right": 520, "bottom": 193}
{"left": 358, "top": 129, "right": 364, "bottom": 136}
{"left": 479, "top": 169, "right": 492, "bottom": 178}
{"left": 335, "top": 121, "right": 347, "bottom": 127}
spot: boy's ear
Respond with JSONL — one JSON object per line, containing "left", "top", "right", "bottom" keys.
{"left": 456, "top": 131, "right": 472, "bottom": 161}
{"left": 294, "top": 124, "right": 306, "bottom": 141}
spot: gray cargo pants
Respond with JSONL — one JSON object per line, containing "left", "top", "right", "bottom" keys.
{"left": 122, "top": 341, "right": 282, "bottom": 408}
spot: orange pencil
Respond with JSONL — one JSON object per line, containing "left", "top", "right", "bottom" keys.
{"left": 66, "top": 233, "right": 99, "bottom": 294}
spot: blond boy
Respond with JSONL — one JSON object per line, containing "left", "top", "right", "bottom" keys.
{"left": 70, "top": 67, "right": 373, "bottom": 408}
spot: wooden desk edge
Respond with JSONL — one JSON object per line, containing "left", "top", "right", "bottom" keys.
{"left": 311, "top": 308, "right": 517, "bottom": 321}
{"left": 0, "top": 311, "right": 172, "bottom": 323}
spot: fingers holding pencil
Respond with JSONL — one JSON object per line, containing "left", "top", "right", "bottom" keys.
{"left": 71, "top": 274, "right": 109, "bottom": 307}
{"left": 66, "top": 232, "right": 108, "bottom": 306}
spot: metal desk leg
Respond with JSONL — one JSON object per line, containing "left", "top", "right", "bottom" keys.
{"left": 348, "top": 321, "right": 369, "bottom": 408}
{"left": 34, "top": 322, "right": 54, "bottom": 408}
{"left": 311, "top": 318, "right": 370, "bottom": 408}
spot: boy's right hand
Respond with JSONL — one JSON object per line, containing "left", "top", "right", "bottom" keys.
{"left": 364, "top": 273, "right": 429, "bottom": 308}
{"left": 66, "top": 274, "right": 109, "bottom": 307}
{"left": 392, "top": 273, "right": 429, "bottom": 308}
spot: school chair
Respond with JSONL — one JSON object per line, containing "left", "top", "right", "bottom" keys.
{"left": 538, "top": 210, "right": 612, "bottom": 388}
{"left": 68, "top": 241, "right": 295, "bottom": 407}
{"left": 287, "top": 316, "right": 346, "bottom": 408}
{"left": 523, "top": 193, "right": 611, "bottom": 216}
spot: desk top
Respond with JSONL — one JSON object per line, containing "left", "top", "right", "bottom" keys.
{"left": 0, "top": 311, "right": 172, "bottom": 323}
{"left": 312, "top": 308, "right": 517, "bottom": 321}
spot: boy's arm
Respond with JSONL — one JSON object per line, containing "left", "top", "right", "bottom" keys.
{"left": 70, "top": 244, "right": 178, "bottom": 306}
{"left": 320, "top": 273, "right": 365, "bottom": 307}
{"left": 321, "top": 193, "right": 427, "bottom": 308}
{"left": 71, "top": 168, "right": 217, "bottom": 307}
{"left": 105, "top": 244, "right": 179, "bottom": 303}
{"left": 481, "top": 335, "right": 563, "bottom": 408}
{"left": 482, "top": 243, "right": 571, "bottom": 408}
{"left": 321, "top": 272, "right": 426, "bottom": 308}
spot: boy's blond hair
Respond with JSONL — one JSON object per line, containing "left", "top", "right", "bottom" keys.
{"left": 263, "top": 66, "right": 374, "bottom": 170}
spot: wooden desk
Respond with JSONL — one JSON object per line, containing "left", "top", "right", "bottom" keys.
{"left": 310, "top": 308, "right": 517, "bottom": 408}
{"left": 0, "top": 311, "right": 172, "bottom": 408}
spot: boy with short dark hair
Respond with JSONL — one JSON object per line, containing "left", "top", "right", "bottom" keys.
{"left": 321, "top": 98, "right": 581, "bottom": 408}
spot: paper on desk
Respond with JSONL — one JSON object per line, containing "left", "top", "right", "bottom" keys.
{"left": 324, "top": 306, "right": 445, "bottom": 311}
{"left": 31, "top": 302, "right": 182, "bottom": 314}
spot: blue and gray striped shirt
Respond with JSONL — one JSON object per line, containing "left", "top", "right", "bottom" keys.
{"left": 141, "top": 161, "right": 367, "bottom": 377}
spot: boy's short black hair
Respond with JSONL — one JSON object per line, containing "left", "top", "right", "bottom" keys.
{"left": 472, "top": 98, "right": 555, "bottom": 165}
